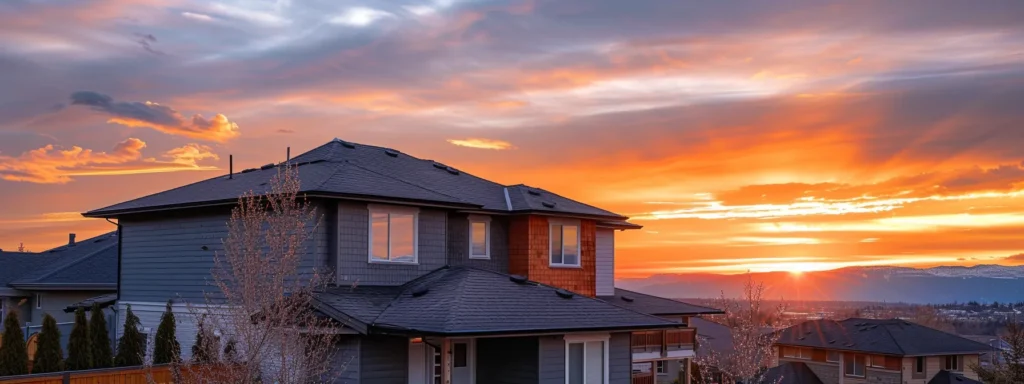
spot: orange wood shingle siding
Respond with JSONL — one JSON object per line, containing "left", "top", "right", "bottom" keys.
{"left": 508, "top": 215, "right": 597, "bottom": 297}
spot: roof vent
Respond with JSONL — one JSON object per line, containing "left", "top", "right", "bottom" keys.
{"left": 241, "top": 168, "right": 257, "bottom": 173}
{"left": 527, "top": 189, "right": 541, "bottom": 196}
{"left": 260, "top": 163, "right": 276, "bottom": 170}
{"left": 828, "top": 340, "right": 835, "bottom": 344}
{"left": 555, "top": 289, "right": 574, "bottom": 299}
{"left": 334, "top": 138, "right": 356, "bottom": 149}
{"left": 509, "top": 275, "right": 528, "bottom": 284}
{"left": 432, "top": 162, "right": 447, "bottom": 170}
{"left": 798, "top": 336, "right": 805, "bottom": 340}
{"left": 621, "top": 296, "right": 634, "bottom": 302}
{"left": 384, "top": 149, "right": 399, "bottom": 157}
{"left": 412, "top": 287, "right": 429, "bottom": 297}
{"left": 541, "top": 202, "right": 556, "bottom": 208}
{"left": 445, "top": 166, "right": 459, "bottom": 175}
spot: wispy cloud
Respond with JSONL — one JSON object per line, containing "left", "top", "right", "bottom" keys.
{"left": 69, "top": 92, "right": 240, "bottom": 142}
{"left": 329, "top": 7, "right": 394, "bottom": 27}
{"left": 446, "top": 138, "right": 515, "bottom": 150}
{"left": 0, "top": 139, "right": 219, "bottom": 183}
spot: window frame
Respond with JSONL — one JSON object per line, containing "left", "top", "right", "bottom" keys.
{"left": 869, "top": 355, "right": 887, "bottom": 368}
{"left": 655, "top": 360, "right": 666, "bottom": 374}
{"left": 549, "top": 219, "right": 582, "bottom": 268}
{"left": 783, "top": 346, "right": 812, "bottom": 360}
{"left": 944, "top": 355, "right": 962, "bottom": 371}
{"left": 844, "top": 353, "right": 866, "bottom": 378}
{"left": 467, "top": 215, "right": 491, "bottom": 260}
{"left": 367, "top": 204, "right": 420, "bottom": 264}
{"left": 564, "top": 333, "right": 610, "bottom": 384}
{"left": 34, "top": 293, "right": 42, "bottom": 310}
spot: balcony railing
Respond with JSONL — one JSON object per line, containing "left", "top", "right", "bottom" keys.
{"left": 631, "top": 328, "right": 696, "bottom": 355}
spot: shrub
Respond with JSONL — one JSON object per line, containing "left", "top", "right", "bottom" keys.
{"left": 153, "top": 300, "right": 180, "bottom": 364}
{"left": 115, "top": 305, "right": 145, "bottom": 367}
{"left": 65, "top": 307, "right": 92, "bottom": 370}
{"left": 191, "top": 316, "right": 219, "bottom": 364}
{"left": 0, "top": 310, "right": 28, "bottom": 376}
{"left": 89, "top": 303, "right": 113, "bottom": 368}
{"left": 31, "top": 314, "right": 63, "bottom": 374}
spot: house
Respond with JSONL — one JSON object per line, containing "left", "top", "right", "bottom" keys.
{"left": 772, "top": 318, "right": 992, "bottom": 384}
{"left": 0, "top": 232, "right": 118, "bottom": 351}
{"left": 82, "top": 138, "right": 720, "bottom": 384}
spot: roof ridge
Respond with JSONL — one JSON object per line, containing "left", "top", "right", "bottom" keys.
{"left": 342, "top": 161, "right": 472, "bottom": 204}
{"left": 613, "top": 288, "right": 723, "bottom": 313}
{"left": 443, "top": 268, "right": 474, "bottom": 332}
{"left": 17, "top": 236, "right": 117, "bottom": 284}
{"left": 880, "top": 322, "right": 907, "bottom": 355}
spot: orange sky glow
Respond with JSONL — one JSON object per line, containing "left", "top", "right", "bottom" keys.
{"left": 1, "top": 0, "right": 1023, "bottom": 277}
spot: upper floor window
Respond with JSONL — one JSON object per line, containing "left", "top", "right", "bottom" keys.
{"left": 468, "top": 215, "right": 490, "bottom": 259}
{"left": 844, "top": 354, "right": 865, "bottom": 377}
{"left": 550, "top": 220, "right": 580, "bottom": 267}
{"left": 368, "top": 205, "right": 418, "bottom": 264}
{"left": 826, "top": 350, "right": 840, "bottom": 362}
{"left": 782, "top": 346, "right": 812, "bottom": 359}
{"left": 944, "top": 355, "right": 962, "bottom": 371}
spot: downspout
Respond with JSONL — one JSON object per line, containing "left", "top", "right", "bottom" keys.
{"left": 105, "top": 218, "right": 122, "bottom": 341}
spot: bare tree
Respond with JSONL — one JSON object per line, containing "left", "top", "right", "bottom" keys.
{"left": 970, "top": 321, "right": 1024, "bottom": 384}
{"left": 694, "top": 274, "right": 785, "bottom": 384}
{"left": 172, "top": 165, "right": 343, "bottom": 383}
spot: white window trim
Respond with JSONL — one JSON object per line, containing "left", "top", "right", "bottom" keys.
{"left": 656, "top": 360, "right": 666, "bottom": 374}
{"left": 367, "top": 204, "right": 420, "bottom": 264}
{"left": 549, "top": 218, "right": 582, "bottom": 268}
{"left": 35, "top": 293, "right": 42, "bottom": 310}
{"left": 467, "top": 215, "right": 491, "bottom": 260}
{"left": 564, "top": 333, "right": 610, "bottom": 384}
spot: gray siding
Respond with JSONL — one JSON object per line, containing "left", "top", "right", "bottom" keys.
{"left": 538, "top": 335, "right": 565, "bottom": 384}
{"left": 120, "top": 204, "right": 329, "bottom": 303}
{"left": 329, "top": 336, "right": 361, "bottom": 384}
{"left": 336, "top": 202, "right": 447, "bottom": 286}
{"left": 29, "top": 290, "right": 109, "bottom": 323}
{"left": 595, "top": 229, "right": 615, "bottom": 296}
{"left": 446, "top": 213, "right": 509, "bottom": 272}
{"left": 609, "top": 332, "right": 631, "bottom": 384}
{"left": 478, "top": 337, "right": 538, "bottom": 384}
{"left": 360, "top": 336, "right": 408, "bottom": 384}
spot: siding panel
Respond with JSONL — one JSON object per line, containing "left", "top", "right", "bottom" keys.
{"left": 538, "top": 335, "right": 565, "bottom": 384}
{"left": 336, "top": 202, "right": 447, "bottom": 286}
{"left": 609, "top": 332, "right": 631, "bottom": 384}
{"left": 360, "top": 336, "right": 408, "bottom": 384}
{"left": 447, "top": 213, "right": 509, "bottom": 272}
{"left": 330, "top": 336, "right": 360, "bottom": 384}
{"left": 595, "top": 229, "right": 615, "bottom": 297}
{"left": 477, "top": 337, "right": 539, "bottom": 384}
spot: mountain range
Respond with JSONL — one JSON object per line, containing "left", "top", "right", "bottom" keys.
{"left": 616, "top": 265, "right": 1024, "bottom": 304}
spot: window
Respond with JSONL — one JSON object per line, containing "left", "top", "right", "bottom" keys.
{"left": 944, "top": 355, "right": 962, "bottom": 371}
{"left": 550, "top": 221, "right": 580, "bottom": 267}
{"left": 368, "top": 205, "right": 418, "bottom": 263}
{"left": 566, "top": 335, "right": 608, "bottom": 384}
{"left": 844, "top": 354, "right": 865, "bottom": 377}
{"left": 468, "top": 216, "right": 490, "bottom": 259}
{"left": 453, "top": 343, "right": 467, "bottom": 368}
{"left": 869, "top": 355, "right": 887, "bottom": 368}
{"left": 914, "top": 356, "right": 926, "bottom": 377}
{"left": 34, "top": 293, "right": 42, "bottom": 310}
{"left": 826, "top": 350, "right": 840, "bottom": 363}
{"left": 655, "top": 360, "right": 666, "bottom": 374}
{"left": 783, "top": 346, "right": 812, "bottom": 359}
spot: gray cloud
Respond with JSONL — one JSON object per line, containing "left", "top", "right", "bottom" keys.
{"left": 69, "top": 91, "right": 240, "bottom": 141}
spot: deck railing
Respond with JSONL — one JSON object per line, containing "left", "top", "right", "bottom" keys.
{"left": 631, "top": 328, "right": 696, "bottom": 354}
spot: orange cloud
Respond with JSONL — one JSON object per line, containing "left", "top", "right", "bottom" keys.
{"left": 70, "top": 92, "right": 240, "bottom": 142}
{"left": 446, "top": 138, "right": 515, "bottom": 150}
{"left": 0, "top": 139, "right": 220, "bottom": 183}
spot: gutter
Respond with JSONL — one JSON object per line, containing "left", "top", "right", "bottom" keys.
{"left": 7, "top": 283, "right": 117, "bottom": 291}
{"left": 367, "top": 322, "right": 685, "bottom": 338}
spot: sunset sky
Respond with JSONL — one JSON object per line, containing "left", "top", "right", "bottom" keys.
{"left": 2, "top": 0, "right": 1024, "bottom": 276}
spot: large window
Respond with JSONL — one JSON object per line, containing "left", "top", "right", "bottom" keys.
{"left": 550, "top": 221, "right": 580, "bottom": 267}
{"left": 783, "top": 346, "right": 812, "bottom": 359}
{"left": 944, "top": 355, "right": 962, "bottom": 371}
{"left": 468, "top": 216, "right": 490, "bottom": 259}
{"left": 566, "top": 335, "right": 608, "bottom": 384}
{"left": 844, "top": 354, "right": 865, "bottom": 377}
{"left": 368, "top": 205, "right": 418, "bottom": 263}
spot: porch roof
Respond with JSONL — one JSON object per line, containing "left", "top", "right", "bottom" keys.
{"left": 313, "top": 266, "right": 682, "bottom": 336}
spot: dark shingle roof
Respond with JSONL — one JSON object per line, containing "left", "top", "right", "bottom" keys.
{"left": 314, "top": 266, "right": 680, "bottom": 336}
{"left": 691, "top": 317, "right": 734, "bottom": 357}
{"left": 777, "top": 318, "right": 994, "bottom": 356}
{"left": 762, "top": 362, "right": 824, "bottom": 384}
{"left": 927, "top": 371, "right": 983, "bottom": 384}
{"left": 0, "top": 251, "right": 56, "bottom": 287}
{"left": 85, "top": 139, "right": 626, "bottom": 220}
{"left": 63, "top": 293, "right": 118, "bottom": 313}
{"left": 598, "top": 288, "right": 724, "bottom": 316}
{"left": 9, "top": 232, "right": 118, "bottom": 289}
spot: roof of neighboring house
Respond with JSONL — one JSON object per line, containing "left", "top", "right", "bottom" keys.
{"left": 314, "top": 266, "right": 682, "bottom": 336}
{"left": 598, "top": 288, "right": 724, "bottom": 316}
{"left": 927, "top": 370, "right": 983, "bottom": 384}
{"left": 9, "top": 232, "right": 118, "bottom": 290}
{"left": 63, "top": 293, "right": 118, "bottom": 313}
{"left": 777, "top": 318, "right": 994, "bottom": 356}
{"left": 691, "top": 317, "right": 734, "bottom": 357}
{"left": 0, "top": 251, "right": 57, "bottom": 289}
{"left": 85, "top": 139, "right": 628, "bottom": 220}
{"left": 762, "top": 362, "right": 824, "bottom": 384}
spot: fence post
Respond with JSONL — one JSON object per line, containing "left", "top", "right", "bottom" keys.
{"left": 62, "top": 372, "right": 71, "bottom": 384}
{"left": 24, "top": 322, "right": 30, "bottom": 341}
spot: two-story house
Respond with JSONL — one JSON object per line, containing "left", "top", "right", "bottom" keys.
{"left": 82, "top": 139, "right": 719, "bottom": 384}
{"left": 771, "top": 318, "right": 991, "bottom": 384}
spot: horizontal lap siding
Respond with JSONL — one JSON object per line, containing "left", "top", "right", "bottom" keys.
{"left": 447, "top": 213, "right": 509, "bottom": 272}
{"left": 359, "top": 336, "right": 407, "bottom": 384}
{"left": 477, "top": 337, "right": 539, "bottom": 384}
{"left": 610, "top": 332, "right": 631, "bottom": 384}
{"left": 337, "top": 202, "right": 447, "bottom": 286}
{"left": 120, "top": 204, "right": 329, "bottom": 303}
{"left": 538, "top": 335, "right": 565, "bottom": 384}
{"left": 595, "top": 229, "right": 615, "bottom": 296}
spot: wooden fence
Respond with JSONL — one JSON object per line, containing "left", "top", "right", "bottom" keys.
{"left": 0, "top": 364, "right": 233, "bottom": 384}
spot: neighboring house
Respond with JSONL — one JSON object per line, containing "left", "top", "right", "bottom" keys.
{"left": 82, "top": 138, "right": 721, "bottom": 384}
{"left": 0, "top": 232, "right": 118, "bottom": 351}
{"left": 961, "top": 334, "right": 1011, "bottom": 367}
{"left": 772, "top": 318, "right": 991, "bottom": 384}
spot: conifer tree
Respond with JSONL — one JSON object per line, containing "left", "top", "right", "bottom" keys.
{"left": 153, "top": 300, "right": 180, "bottom": 364}
{"left": 115, "top": 305, "right": 145, "bottom": 367}
{"left": 31, "top": 314, "right": 63, "bottom": 374}
{"left": 65, "top": 307, "right": 92, "bottom": 370}
{"left": 0, "top": 310, "right": 29, "bottom": 376}
{"left": 190, "top": 316, "right": 219, "bottom": 364}
{"left": 89, "top": 303, "right": 113, "bottom": 368}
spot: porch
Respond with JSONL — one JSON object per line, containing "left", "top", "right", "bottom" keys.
{"left": 631, "top": 328, "right": 696, "bottom": 360}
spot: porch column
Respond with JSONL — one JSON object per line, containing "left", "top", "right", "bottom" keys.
{"left": 683, "top": 358, "right": 691, "bottom": 384}
{"left": 443, "top": 338, "right": 452, "bottom": 384}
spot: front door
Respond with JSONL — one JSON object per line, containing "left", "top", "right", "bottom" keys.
{"left": 451, "top": 339, "right": 473, "bottom": 384}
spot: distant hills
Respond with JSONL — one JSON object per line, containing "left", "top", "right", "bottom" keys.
{"left": 616, "top": 265, "right": 1024, "bottom": 304}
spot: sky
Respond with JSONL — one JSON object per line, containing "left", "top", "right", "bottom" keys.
{"left": 2, "top": 0, "right": 1024, "bottom": 277}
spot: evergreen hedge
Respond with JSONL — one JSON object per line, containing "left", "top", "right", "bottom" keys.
{"left": 114, "top": 305, "right": 144, "bottom": 367}
{"left": 31, "top": 314, "right": 63, "bottom": 374}
{"left": 89, "top": 303, "right": 113, "bottom": 368}
{"left": 0, "top": 310, "right": 28, "bottom": 376}
{"left": 152, "top": 300, "right": 180, "bottom": 364}
{"left": 65, "top": 307, "right": 92, "bottom": 370}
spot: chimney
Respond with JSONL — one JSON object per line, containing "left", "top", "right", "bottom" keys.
{"left": 229, "top": 154, "right": 234, "bottom": 179}
{"left": 287, "top": 147, "right": 291, "bottom": 162}
{"left": 68, "top": 233, "right": 76, "bottom": 247}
